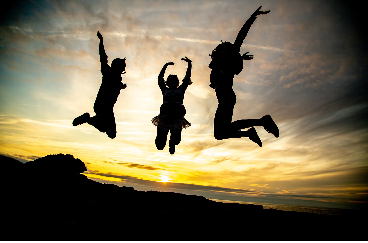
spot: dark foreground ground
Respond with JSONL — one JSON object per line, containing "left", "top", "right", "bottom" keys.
{"left": 1, "top": 154, "right": 366, "bottom": 240}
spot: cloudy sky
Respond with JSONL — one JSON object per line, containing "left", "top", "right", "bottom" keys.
{"left": 1, "top": 0, "right": 367, "bottom": 210}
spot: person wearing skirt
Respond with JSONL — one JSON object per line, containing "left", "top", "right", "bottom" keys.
{"left": 152, "top": 57, "right": 192, "bottom": 154}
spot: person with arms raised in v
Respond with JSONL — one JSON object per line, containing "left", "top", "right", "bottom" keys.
{"left": 152, "top": 57, "right": 193, "bottom": 154}
{"left": 73, "top": 31, "right": 127, "bottom": 139}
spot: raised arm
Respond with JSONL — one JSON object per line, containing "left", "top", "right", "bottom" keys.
{"left": 158, "top": 62, "right": 174, "bottom": 92}
{"left": 181, "top": 57, "right": 192, "bottom": 89}
{"left": 233, "top": 6, "right": 270, "bottom": 51}
{"left": 97, "top": 31, "right": 109, "bottom": 73}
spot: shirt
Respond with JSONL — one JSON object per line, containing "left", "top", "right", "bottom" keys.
{"left": 94, "top": 45, "right": 125, "bottom": 109}
{"left": 158, "top": 76, "right": 191, "bottom": 105}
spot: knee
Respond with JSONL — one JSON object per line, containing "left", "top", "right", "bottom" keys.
{"left": 173, "top": 135, "right": 181, "bottom": 145}
{"left": 214, "top": 133, "right": 224, "bottom": 140}
{"left": 214, "top": 127, "right": 226, "bottom": 140}
{"left": 171, "top": 137, "right": 181, "bottom": 145}
{"left": 170, "top": 130, "right": 182, "bottom": 145}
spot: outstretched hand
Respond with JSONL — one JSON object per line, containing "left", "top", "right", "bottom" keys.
{"left": 181, "top": 56, "right": 192, "bottom": 63}
{"left": 252, "top": 6, "right": 270, "bottom": 17}
{"left": 97, "top": 31, "right": 103, "bottom": 39}
{"left": 242, "top": 52, "right": 253, "bottom": 60}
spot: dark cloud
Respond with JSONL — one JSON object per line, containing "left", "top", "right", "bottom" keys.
{"left": 117, "top": 162, "right": 161, "bottom": 171}
{"left": 0, "top": 153, "right": 41, "bottom": 163}
{"left": 208, "top": 155, "right": 241, "bottom": 165}
{"left": 0, "top": 0, "right": 41, "bottom": 25}
{"left": 271, "top": 165, "right": 368, "bottom": 189}
{"left": 230, "top": 0, "right": 368, "bottom": 128}
{"left": 87, "top": 170, "right": 253, "bottom": 194}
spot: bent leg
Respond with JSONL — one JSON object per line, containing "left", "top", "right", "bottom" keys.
{"left": 214, "top": 88, "right": 236, "bottom": 140}
{"left": 219, "top": 127, "right": 262, "bottom": 147}
{"left": 90, "top": 105, "right": 117, "bottom": 138}
{"left": 88, "top": 110, "right": 117, "bottom": 139}
{"left": 105, "top": 113, "right": 117, "bottom": 139}
{"left": 231, "top": 115, "right": 279, "bottom": 138}
{"left": 89, "top": 105, "right": 107, "bottom": 132}
{"left": 155, "top": 127, "right": 169, "bottom": 150}
{"left": 170, "top": 129, "right": 182, "bottom": 145}
{"left": 168, "top": 129, "right": 182, "bottom": 155}
{"left": 230, "top": 118, "right": 263, "bottom": 130}
{"left": 87, "top": 115, "right": 106, "bottom": 132}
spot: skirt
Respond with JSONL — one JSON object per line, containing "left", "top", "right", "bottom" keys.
{"left": 152, "top": 103, "right": 191, "bottom": 130}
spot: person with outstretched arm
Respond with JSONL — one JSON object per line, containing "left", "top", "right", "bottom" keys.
{"left": 73, "top": 31, "right": 127, "bottom": 139}
{"left": 209, "top": 6, "right": 279, "bottom": 147}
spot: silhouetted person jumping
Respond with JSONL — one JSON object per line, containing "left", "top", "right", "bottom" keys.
{"left": 73, "top": 31, "right": 127, "bottom": 139}
{"left": 152, "top": 57, "right": 193, "bottom": 154}
{"left": 209, "top": 6, "right": 279, "bottom": 147}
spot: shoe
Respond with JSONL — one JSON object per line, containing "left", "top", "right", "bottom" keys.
{"left": 262, "top": 115, "right": 279, "bottom": 138}
{"left": 73, "top": 113, "right": 90, "bottom": 126}
{"left": 107, "top": 131, "right": 116, "bottom": 139}
{"left": 169, "top": 145, "right": 175, "bottom": 154}
{"left": 169, "top": 141, "right": 175, "bottom": 155}
{"left": 248, "top": 127, "right": 262, "bottom": 147}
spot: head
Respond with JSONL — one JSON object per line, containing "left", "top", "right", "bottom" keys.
{"left": 166, "top": 75, "right": 179, "bottom": 89}
{"left": 111, "top": 58, "right": 126, "bottom": 74}
{"left": 210, "top": 41, "right": 237, "bottom": 59}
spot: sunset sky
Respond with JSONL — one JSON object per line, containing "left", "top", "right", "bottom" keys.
{"left": 1, "top": 0, "right": 367, "bottom": 210}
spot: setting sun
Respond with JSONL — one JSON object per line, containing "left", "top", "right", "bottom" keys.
{"left": 160, "top": 175, "right": 170, "bottom": 183}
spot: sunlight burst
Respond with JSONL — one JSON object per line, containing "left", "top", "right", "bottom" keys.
{"left": 160, "top": 175, "right": 170, "bottom": 183}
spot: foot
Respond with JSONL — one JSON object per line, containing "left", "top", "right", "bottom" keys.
{"left": 73, "top": 113, "right": 90, "bottom": 126}
{"left": 248, "top": 127, "right": 262, "bottom": 147}
{"left": 261, "top": 115, "right": 279, "bottom": 138}
{"left": 106, "top": 131, "right": 116, "bottom": 139}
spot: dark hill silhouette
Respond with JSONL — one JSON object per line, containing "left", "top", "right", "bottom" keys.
{"left": 23, "top": 153, "right": 87, "bottom": 177}
{"left": 0, "top": 154, "right": 365, "bottom": 240}
{"left": 0, "top": 154, "right": 24, "bottom": 171}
